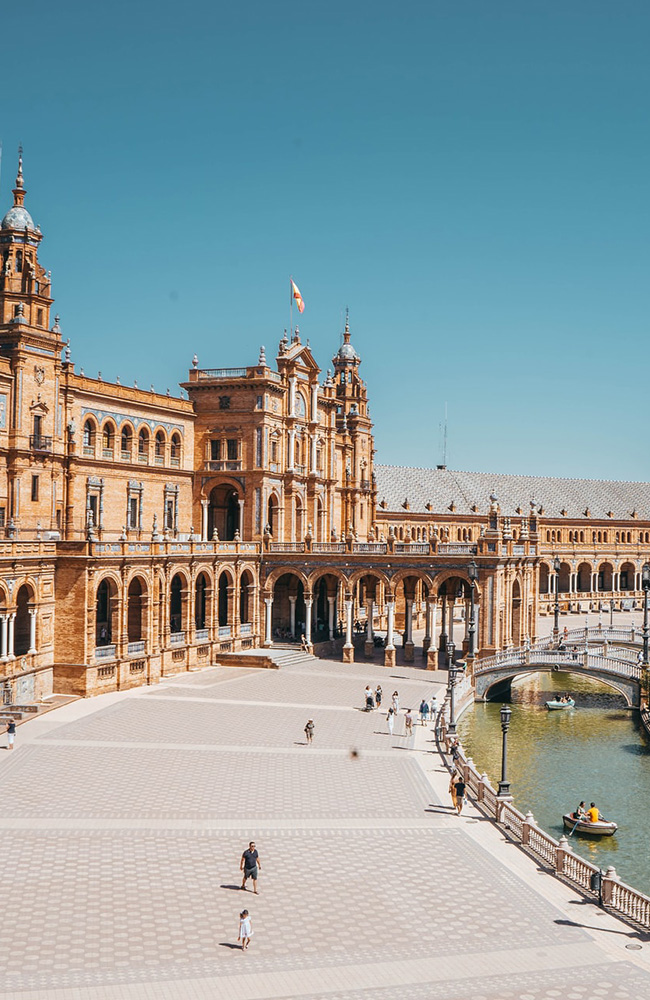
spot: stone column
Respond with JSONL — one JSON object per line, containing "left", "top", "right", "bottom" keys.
{"left": 422, "top": 600, "right": 432, "bottom": 654}
{"left": 384, "top": 599, "right": 396, "bottom": 668}
{"left": 0, "top": 615, "right": 7, "bottom": 660}
{"left": 288, "top": 596, "right": 297, "bottom": 637}
{"left": 201, "top": 500, "right": 209, "bottom": 541}
{"left": 288, "top": 429, "right": 295, "bottom": 471}
{"left": 327, "top": 596, "right": 336, "bottom": 640}
{"left": 404, "top": 598, "right": 414, "bottom": 662}
{"left": 438, "top": 595, "right": 448, "bottom": 654}
{"left": 7, "top": 613, "right": 16, "bottom": 659}
{"left": 343, "top": 598, "right": 354, "bottom": 663}
{"left": 28, "top": 608, "right": 37, "bottom": 654}
{"left": 263, "top": 597, "right": 273, "bottom": 647}
{"left": 304, "top": 596, "right": 313, "bottom": 652}
{"left": 364, "top": 598, "right": 374, "bottom": 657}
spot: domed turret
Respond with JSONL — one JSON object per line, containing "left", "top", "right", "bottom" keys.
{"left": 333, "top": 314, "right": 360, "bottom": 367}
{"left": 1, "top": 148, "right": 37, "bottom": 232}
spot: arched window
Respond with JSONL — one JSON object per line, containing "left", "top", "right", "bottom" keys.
{"left": 138, "top": 428, "right": 149, "bottom": 463}
{"left": 170, "top": 433, "right": 181, "bottom": 466}
{"left": 102, "top": 423, "right": 114, "bottom": 457}
{"left": 580, "top": 531, "right": 585, "bottom": 543}
{"left": 155, "top": 430, "right": 166, "bottom": 464}
{"left": 83, "top": 420, "right": 96, "bottom": 455}
{"left": 121, "top": 426, "right": 132, "bottom": 460}
{"left": 15, "top": 251, "right": 22, "bottom": 273}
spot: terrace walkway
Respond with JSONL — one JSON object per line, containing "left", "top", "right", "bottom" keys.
{"left": 1, "top": 653, "right": 650, "bottom": 999}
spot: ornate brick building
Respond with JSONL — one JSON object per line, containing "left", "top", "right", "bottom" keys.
{"left": 0, "top": 154, "right": 649, "bottom": 701}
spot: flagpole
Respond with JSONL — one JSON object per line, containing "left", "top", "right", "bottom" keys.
{"left": 289, "top": 275, "right": 293, "bottom": 338}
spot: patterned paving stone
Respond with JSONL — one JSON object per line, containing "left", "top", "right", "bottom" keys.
{"left": 0, "top": 827, "right": 587, "bottom": 994}
{"left": 40, "top": 695, "right": 434, "bottom": 750}
{"left": 267, "top": 963, "right": 650, "bottom": 1000}
{"left": 0, "top": 744, "right": 434, "bottom": 819}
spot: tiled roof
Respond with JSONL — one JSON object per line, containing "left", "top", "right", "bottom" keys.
{"left": 374, "top": 465, "right": 650, "bottom": 521}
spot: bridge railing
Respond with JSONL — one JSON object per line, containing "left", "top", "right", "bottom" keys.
{"left": 436, "top": 703, "right": 650, "bottom": 930}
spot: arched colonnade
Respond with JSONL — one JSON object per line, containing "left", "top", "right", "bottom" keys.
{"left": 263, "top": 566, "right": 485, "bottom": 667}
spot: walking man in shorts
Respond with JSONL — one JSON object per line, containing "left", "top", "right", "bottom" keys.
{"left": 240, "top": 841, "right": 261, "bottom": 894}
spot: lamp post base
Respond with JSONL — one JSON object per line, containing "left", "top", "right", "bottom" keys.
{"left": 497, "top": 781, "right": 511, "bottom": 797}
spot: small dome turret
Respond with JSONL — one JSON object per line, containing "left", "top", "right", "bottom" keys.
{"left": 333, "top": 313, "right": 360, "bottom": 366}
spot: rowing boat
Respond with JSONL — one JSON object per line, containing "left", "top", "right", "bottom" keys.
{"left": 562, "top": 813, "right": 618, "bottom": 837}
{"left": 546, "top": 698, "right": 575, "bottom": 710}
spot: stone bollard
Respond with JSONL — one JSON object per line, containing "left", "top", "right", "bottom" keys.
{"left": 463, "top": 758, "right": 474, "bottom": 785}
{"left": 556, "top": 834, "right": 571, "bottom": 874}
{"left": 601, "top": 865, "right": 619, "bottom": 906}
{"left": 522, "top": 811, "right": 535, "bottom": 846}
{"left": 478, "top": 773, "right": 489, "bottom": 804}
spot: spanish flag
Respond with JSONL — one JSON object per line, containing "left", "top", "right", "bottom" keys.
{"left": 291, "top": 278, "right": 305, "bottom": 313}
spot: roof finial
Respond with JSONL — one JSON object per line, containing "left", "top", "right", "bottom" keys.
{"left": 344, "top": 307, "right": 350, "bottom": 343}
{"left": 16, "top": 145, "right": 24, "bottom": 190}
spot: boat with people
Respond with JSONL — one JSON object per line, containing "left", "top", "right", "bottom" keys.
{"left": 562, "top": 812, "right": 618, "bottom": 837}
{"left": 546, "top": 698, "right": 575, "bottom": 711}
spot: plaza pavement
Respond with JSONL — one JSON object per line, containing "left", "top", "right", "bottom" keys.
{"left": 2, "top": 643, "right": 650, "bottom": 999}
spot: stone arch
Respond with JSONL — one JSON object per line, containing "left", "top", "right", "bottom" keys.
{"left": 138, "top": 426, "right": 150, "bottom": 461}
{"left": 239, "top": 568, "right": 254, "bottom": 625}
{"left": 310, "top": 571, "right": 346, "bottom": 641}
{"left": 217, "top": 568, "right": 235, "bottom": 628}
{"left": 195, "top": 571, "right": 210, "bottom": 630}
{"left": 267, "top": 492, "right": 279, "bottom": 536}
{"left": 479, "top": 668, "right": 635, "bottom": 707}
{"left": 169, "top": 570, "right": 190, "bottom": 633}
{"left": 576, "top": 561, "right": 592, "bottom": 592}
{"left": 127, "top": 575, "right": 148, "bottom": 643}
{"left": 271, "top": 572, "right": 306, "bottom": 639}
{"left": 120, "top": 420, "right": 135, "bottom": 459}
{"left": 170, "top": 432, "right": 182, "bottom": 465}
{"left": 154, "top": 427, "right": 167, "bottom": 463}
{"left": 101, "top": 418, "right": 117, "bottom": 457}
{"left": 598, "top": 562, "right": 613, "bottom": 592}
{"left": 511, "top": 578, "right": 522, "bottom": 645}
{"left": 14, "top": 583, "right": 35, "bottom": 656}
{"left": 619, "top": 561, "right": 635, "bottom": 592}
{"left": 208, "top": 482, "right": 241, "bottom": 540}
{"left": 83, "top": 416, "right": 97, "bottom": 455}
{"left": 96, "top": 575, "right": 120, "bottom": 647}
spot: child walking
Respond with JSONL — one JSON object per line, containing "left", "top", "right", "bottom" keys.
{"left": 238, "top": 909, "right": 252, "bottom": 951}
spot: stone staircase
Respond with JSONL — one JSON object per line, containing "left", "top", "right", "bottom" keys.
{"left": 0, "top": 695, "right": 79, "bottom": 727}
{"left": 254, "top": 644, "right": 318, "bottom": 669}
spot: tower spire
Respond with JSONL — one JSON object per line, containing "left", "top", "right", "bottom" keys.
{"left": 13, "top": 145, "right": 25, "bottom": 206}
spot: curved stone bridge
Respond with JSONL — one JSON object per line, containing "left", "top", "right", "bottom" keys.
{"left": 474, "top": 641, "right": 643, "bottom": 707}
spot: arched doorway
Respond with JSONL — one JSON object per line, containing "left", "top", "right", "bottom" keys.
{"left": 127, "top": 577, "right": 145, "bottom": 642}
{"left": 218, "top": 572, "right": 231, "bottom": 627}
{"left": 96, "top": 578, "right": 117, "bottom": 646}
{"left": 576, "top": 562, "right": 591, "bottom": 592}
{"left": 240, "top": 570, "right": 253, "bottom": 625}
{"left": 272, "top": 573, "right": 305, "bottom": 639}
{"left": 539, "top": 564, "right": 550, "bottom": 594}
{"left": 195, "top": 573, "right": 208, "bottom": 630}
{"left": 619, "top": 562, "right": 635, "bottom": 592}
{"left": 511, "top": 579, "right": 522, "bottom": 645}
{"left": 208, "top": 485, "right": 240, "bottom": 541}
{"left": 598, "top": 563, "right": 613, "bottom": 592}
{"left": 14, "top": 585, "right": 32, "bottom": 657}
{"left": 170, "top": 574, "right": 184, "bottom": 633}
{"left": 313, "top": 573, "right": 341, "bottom": 641}
{"left": 267, "top": 494, "right": 279, "bottom": 537}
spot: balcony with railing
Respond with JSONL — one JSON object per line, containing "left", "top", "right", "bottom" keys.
{"left": 204, "top": 460, "right": 242, "bottom": 472}
{"left": 170, "top": 631, "right": 185, "bottom": 646}
{"left": 95, "top": 644, "right": 116, "bottom": 660}
{"left": 30, "top": 434, "right": 52, "bottom": 452}
{"left": 127, "top": 640, "right": 146, "bottom": 655}
{"left": 195, "top": 628, "right": 209, "bottom": 642}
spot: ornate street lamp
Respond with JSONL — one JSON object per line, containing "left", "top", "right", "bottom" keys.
{"left": 553, "top": 556, "right": 561, "bottom": 638}
{"left": 642, "top": 563, "right": 650, "bottom": 665}
{"left": 468, "top": 560, "right": 478, "bottom": 658}
{"left": 447, "top": 663, "right": 460, "bottom": 736}
{"left": 498, "top": 704, "right": 512, "bottom": 797}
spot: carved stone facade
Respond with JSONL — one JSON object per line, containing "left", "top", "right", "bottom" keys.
{"left": 0, "top": 154, "right": 648, "bottom": 699}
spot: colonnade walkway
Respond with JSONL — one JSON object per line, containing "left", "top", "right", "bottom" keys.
{"left": 2, "top": 653, "right": 650, "bottom": 999}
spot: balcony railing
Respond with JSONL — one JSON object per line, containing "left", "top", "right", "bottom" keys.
{"left": 198, "top": 368, "right": 248, "bottom": 379}
{"left": 127, "top": 640, "right": 146, "bottom": 655}
{"left": 102, "top": 447, "right": 114, "bottom": 459}
{"left": 218, "top": 625, "right": 232, "bottom": 638}
{"left": 195, "top": 628, "right": 209, "bottom": 642}
{"left": 138, "top": 452, "right": 149, "bottom": 464}
{"left": 83, "top": 444, "right": 95, "bottom": 456}
{"left": 121, "top": 450, "right": 132, "bottom": 462}
{"left": 205, "top": 460, "right": 242, "bottom": 471}
{"left": 240, "top": 623, "right": 252, "bottom": 635}
{"left": 30, "top": 435, "right": 52, "bottom": 452}
{"left": 438, "top": 543, "right": 478, "bottom": 555}
{"left": 95, "top": 644, "right": 116, "bottom": 660}
{"left": 170, "top": 631, "right": 185, "bottom": 646}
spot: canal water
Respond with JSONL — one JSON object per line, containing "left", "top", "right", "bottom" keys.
{"left": 456, "top": 671, "right": 650, "bottom": 894}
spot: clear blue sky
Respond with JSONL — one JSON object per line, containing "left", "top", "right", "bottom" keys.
{"left": 3, "top": 1, "right": 649, "bottom": 480}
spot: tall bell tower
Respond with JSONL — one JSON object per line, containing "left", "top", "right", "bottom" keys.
{"left": 332, "top": 313, "right": 376, "bottom": 539}
{"left": 0, "top": 150, "right": 65, "bottom": 536}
